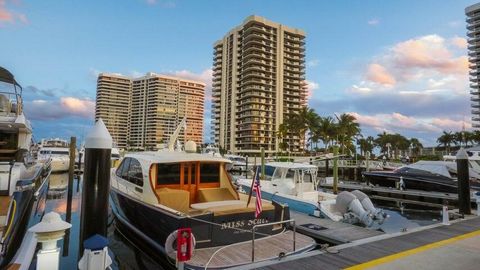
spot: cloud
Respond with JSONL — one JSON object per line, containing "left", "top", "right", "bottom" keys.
{"left": 366, "top": 63, "right": 396, "bottom": 85}
{"left": 25, "top": 85, "right": 56, "bottom": 97}
{"left": 450, "top": 36, "right": 467, "bottom": 49}
{"left": 305, "top": 80, "right": 319, "bottom": 99}
{"left": 25, "top": 97, "right": 94, "bottom": 120}
{"left": 448, "top": 20, "right": 462, "bottom": 28}
{"left": 308, "top": 34, "right": 471, "bottom": 145}
{"left": 390, "top": 35, "right": 468, "bottom": 75}
{"left": 307, "top": 59, "right": 319, "bottom": 67}
{"left": 368, "top": 18, "right": 380, "bottom": 25}
{"left": 145, "top": 0, "right": 176, "bottom": 8}
{"left": 0, "top": 0, "right": 27, "bottom": 26}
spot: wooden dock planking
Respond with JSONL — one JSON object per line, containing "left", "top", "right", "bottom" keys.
{"left": 175, "top": 230, "right": 315, "bottom": 269}
{"left": 256, "top": 216, "right": 480, "bottom": 270}
{"left": 290, "top": 212, "right": 383, "bottom": 244}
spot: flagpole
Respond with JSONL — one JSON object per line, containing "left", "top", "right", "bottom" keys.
{"left": 246, "top": 166, "right": 257, "bottom": 206}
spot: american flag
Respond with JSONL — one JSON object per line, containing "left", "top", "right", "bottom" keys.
{"left": 252, "top": 167, "right": 263, "bottom": 218}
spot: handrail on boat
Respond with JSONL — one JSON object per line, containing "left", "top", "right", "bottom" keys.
{"left": 251, "top": 219, "right": 296, "bottom": 262}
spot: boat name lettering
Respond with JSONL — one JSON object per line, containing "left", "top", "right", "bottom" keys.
{"left": 220, "top": 218, "right": 268, "bottom": 230}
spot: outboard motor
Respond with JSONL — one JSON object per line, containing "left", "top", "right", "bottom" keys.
{"left": 335, "top": 191, "right": 373, "bottom": 227}
{"left": 352, "top": 190, "right": 388, "bottom": 224}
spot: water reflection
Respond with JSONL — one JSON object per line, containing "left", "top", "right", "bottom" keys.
{"left": 41, "top": 173, "right": 164, "bottom": 270}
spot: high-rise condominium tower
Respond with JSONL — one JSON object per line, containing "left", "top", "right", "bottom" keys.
{"left": 467, "top": 3, "right": 480, "bottom": 128}
{"left": 95, "top": 73, "right": 205, "bottom": 150}
{"left": 95, "top": 73, "right": 132, "bottom": 149}
{"left": 211, "top": 15, "right": 307, "bottom": 155}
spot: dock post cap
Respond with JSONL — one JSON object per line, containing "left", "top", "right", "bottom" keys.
{"left": 85, "top": 118, "right": 112, "bottom": 149}
{"left": 29, "top": 211, "right": 72, "bottom": 234}
{"left": 83, "top": 234, "right": 109, "bottom": 251}
{"left": 456, "top": 148, "right": 468, "bottom": 160}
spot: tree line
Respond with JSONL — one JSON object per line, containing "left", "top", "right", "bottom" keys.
{"left": 277, "top": 107, "right": 477, "bottom": 158}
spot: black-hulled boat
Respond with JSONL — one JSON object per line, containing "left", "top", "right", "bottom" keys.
{"left": 363, "top": 160, "right": 480, "bottom": 193}
{"left": 110, "top": 138, "right": 315, "bottom": 269}
{"left": 0, "top": 67, "right": 51, "bottom": 268}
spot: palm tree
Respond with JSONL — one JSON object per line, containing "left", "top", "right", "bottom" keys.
{"left": 314, "top": 116, "right": 336, "bottom": 151}
{"left": 437, "top": 131, "right": 455, "bottom": 153}
{"left": 335, "top": 113, "right": 361, "bottom": 155}
{"left": 282, "top": 106, "right": 319, "bottom": 153}
{"left": 374, "top": 131, "right": 390, "bottom": 156}
{"left": 410, "top": 138, "right": 423, "bottom": 157}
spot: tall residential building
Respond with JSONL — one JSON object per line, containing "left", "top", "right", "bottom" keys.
{"left": 95, "top": 73, "right": 205, "bottom": 150}
{"left": 467, "top": 3, "right": 480, "bottom": 128}
{"left": 211, "top": 15, "right": 307, "bottom": 154}
{"left": 95, "top": 73, "right": 132, "bottom": 149}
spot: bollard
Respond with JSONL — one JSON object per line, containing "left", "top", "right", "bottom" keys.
{"left": 79, "top": 119, "right": 112, "bottom": 258}
{"left": 29, "top": 212, "right": 72, "bottom": 270}
{"left": 456, "top": 148, "right": 471, "bottom": 215}
{"left": 442, "top": 205, "right": 450, "bottom": 225}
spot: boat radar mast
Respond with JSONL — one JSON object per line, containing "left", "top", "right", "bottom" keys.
{"left": 167, "top": 117, "right": 187, "bottom": 151}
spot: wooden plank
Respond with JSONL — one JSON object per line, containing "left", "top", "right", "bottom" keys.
{"left": 176, "top": 230, "right": 315, "bottom": 269}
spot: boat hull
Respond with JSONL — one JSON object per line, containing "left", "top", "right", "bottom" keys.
{"left": 363, "top": 171, "right": 480, "bottom": 193}
{"left": 109, "top": 187, "right": 294, "bottom": 268}
{"left": 0, "top": 165, "right": 49, "bottom": 268}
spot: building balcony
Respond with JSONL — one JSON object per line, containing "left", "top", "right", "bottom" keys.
{"left": 471, "top": 96, "right": 480, "bottom": 102}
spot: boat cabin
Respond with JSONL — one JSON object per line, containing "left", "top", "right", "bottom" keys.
{"left": 261, "top": 162, "right": 319, "bottom": 196}
{"left": 112, "top": 152, "right": 268, "bottom": 214}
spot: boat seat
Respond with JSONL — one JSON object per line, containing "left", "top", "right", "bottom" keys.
{"left": 197, "top": 188, "right": 236, "bottom": 203}
{"left": 206, "top": 199, "right": 275, "bottom": 216}
{"left": 155, "top": 188, "right": 189, "bottom": 213}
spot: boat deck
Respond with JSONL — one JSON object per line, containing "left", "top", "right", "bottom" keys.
{"left": 290, "top": 212, "right": 383, "bottom": 244}
{"left": 172, "top": 230, "right": 315, "bottom": 269}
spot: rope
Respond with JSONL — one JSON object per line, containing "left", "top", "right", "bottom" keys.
{"left": 2, "top": 199, "right": 16, "bottom": 242}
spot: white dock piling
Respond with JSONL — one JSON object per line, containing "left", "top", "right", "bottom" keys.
{"left": 442, "top": 205, "right": 450, "bottom": 226}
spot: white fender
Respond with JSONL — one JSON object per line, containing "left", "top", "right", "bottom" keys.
{"left": 165, "top": 230, "right": 196, "bottom": 255}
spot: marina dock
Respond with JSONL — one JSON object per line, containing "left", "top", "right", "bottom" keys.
{"left": 320, "top": 182, "right": 476, "bottom": 208}
{"left": 242, "top": 215, "right": 480, "bottom": 270}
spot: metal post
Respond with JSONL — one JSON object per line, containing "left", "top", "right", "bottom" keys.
{"left": 63, "top": 136, "right": 76, "bottom": 257}
{"left": 261, "top": 147, "right": 265, "bottom": 181}
{"left": 325, "top": 159, "right": 329, "bottom": 178}
{"left": 77, "top": 151, "right": 82, "bottom": 173}
{"left": 456, "top": 148, "right": 471, "bottom": 215}
{"left": 333, "top": 145, "right": 339, "bottom": 194}
{"left": 79, "top": 119, "right": 112, "bottom": 258}
{"left": 245, "top": 155, "right": 249, "bottom": 178}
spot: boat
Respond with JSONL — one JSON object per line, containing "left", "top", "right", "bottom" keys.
{"left": 444, "top": 146, "right": 480, "bottom": 175}
{"left": 202, "top": 144, "right": 222, "bottom": 157}
{"left": 37, "top": 138, "right": 70, "bottom": 173}
{"left": 224, "top": 154, "right": 247, "bottom": 173}
{"left": 109, "top": 121, "right": 316, "bottom": 269}
{"left": 236, "top": 162, "right": 387, "bottom": 227}
{"left": 0, "top": 67, "right": 51, "bottom": 268}
{"left": 363, "top": 160, "right": 480, "bottom": 193}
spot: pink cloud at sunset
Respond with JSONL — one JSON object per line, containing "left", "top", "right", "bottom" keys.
{"left": 0, "top": 0, "right": 27, "bottom": 26}
{"left": 366, "top": 63, "right": 396, "bottom": 85}
{"left": 349, "top": 112, "right": 471, "bottom": 135}
{"left": 25, "top": 97, "right": 95, "bottom": 120}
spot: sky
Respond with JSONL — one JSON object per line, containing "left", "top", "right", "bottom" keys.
{"left": 0, "top": 0, "right": 477, "bottom": 146}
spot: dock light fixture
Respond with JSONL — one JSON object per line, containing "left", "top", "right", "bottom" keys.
{"left": 29, "top": 211, "right": 72, "bottom": 270}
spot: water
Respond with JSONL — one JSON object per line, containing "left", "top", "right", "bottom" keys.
{"left": 37, "top": 173, "right": 441, "bottom": 269}
{"left": 40, "top": 173, "right": 164, "bottom": 270}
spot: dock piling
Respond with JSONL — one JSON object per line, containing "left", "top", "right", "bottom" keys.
{"left": 79, "top": 119, "right": 112, "bottom": 258}
{"left": 333, "top": 145, "right": 339, "bottom": 194}
{"left": 456, "top": 148, "right": 471, "bottom": 215}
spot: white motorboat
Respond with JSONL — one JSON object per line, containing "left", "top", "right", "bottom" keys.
{"left": 224, "top": 154, "right": 247, "bottom": 172}
{"left": 37, "top": 138, "right": 70, "bottom": 173}
{"left": 237, "top": 162, "right": 387, "bottom": 227}
{"left": 0, "top": 67, "right": 50, "bottom": 267}
{"left": 444, "top": 146, "right": 480, "bottom": 175}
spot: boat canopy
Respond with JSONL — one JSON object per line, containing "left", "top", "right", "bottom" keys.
{"left": 125, "top": 151, "right": 231, "bottom": 165}
{"left": 0, "top": 67, "right": 21, "bottom": 87}
{"left": 401, "top": 161, "right": 456, "bottom": 179}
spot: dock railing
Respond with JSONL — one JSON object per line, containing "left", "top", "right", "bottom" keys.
{"left": 251, "top": 219, "right": 296, "bottom": 262}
